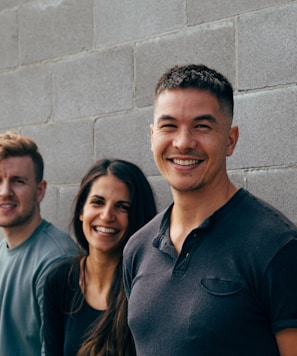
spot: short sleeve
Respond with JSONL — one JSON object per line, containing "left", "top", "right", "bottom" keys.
{"left": 122, "top": 247, "right": 132, "bottom": 298}
{"left": 262, "top": 239, "right": 297, "bottom": 333}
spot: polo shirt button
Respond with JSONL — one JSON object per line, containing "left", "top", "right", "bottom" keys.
{"left": 186, "top": 252, "right": 190, "bottom": 258}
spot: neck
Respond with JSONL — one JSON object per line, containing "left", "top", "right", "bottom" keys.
{"left": 170, "top": 179, "right": 238, "bottom": 253}
{"left": 81, "top": 251, "right": 120, "bottom": 310}
{"left": 4, "top": 214, "right": 42, "bottom": 249}
{"left": 86, "top": 251, "right": 119, "bottom": 287}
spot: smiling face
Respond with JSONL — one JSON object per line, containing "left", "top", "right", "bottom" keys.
{"left": 0, "top": 156, "right": 46, "bottom": 237}
{"left": 151, "top": 88, "right": 238, "bottom": 196}
{"left": 79, "top": 174, "right": 131, "bottom": 256}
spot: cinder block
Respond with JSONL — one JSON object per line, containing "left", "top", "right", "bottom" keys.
{"left": 41, "top": 185, "right": 59, "bottom": 226}
{"left": 246, "top": 168, "right": 297, "bottom": 224}
{"left": 0, "top": 0, "right": 29, "bottom": 11}
{"left": 94, "top": 0, "right": 184, "bottom": 48}
{"left": 229, "top": 87, "right": 297, "bottom": 169}
{"left": 42, "top": 184, "right": 79, "bottom": 237}
{"left": 148, "top": 176, "right": 172, "bottom": 213}
{"left": 227, "top": 171, "right": 246, "bottom": 188}
{"left": 0, "top": 10, "right": 18, "bottom": 70}
{"left": 21, "top": 120, "right": 94, "bottom": 185}
{"left": 135, "top": 23, "right": 235, "bottom": 107}
{"left": 53, "top": 47, "right": 133, "bottom": 121}
{"left": 95, "top": 107, "right": 158, "bottom": 177}
{"left": 0, "top": 65, "right": 51, "bottom": 129}
{"left": 19, "top": 0, "right": 93, "bottom": 64}
{"left": 57, "top": 185, "right": 79, "bottom": 236}
{"left": 238, "top": 3, "right": 297, "bottom": 89}
{"left": 187, "top": 0, "right": 289, "bottom": 25}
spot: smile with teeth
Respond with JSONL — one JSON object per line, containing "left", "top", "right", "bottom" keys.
{"left": 93, "top": 226, "right": 118, "bottom": 234}
{"left": 0, "top": 203, "right": 16, "bottom": 209}
{"left": 172, "top": 159, "right": 201, "bottom": 166}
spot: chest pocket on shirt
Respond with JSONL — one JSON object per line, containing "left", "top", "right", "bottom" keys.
{"left": 200, "top": 278, "right": 242, "bottom": 296}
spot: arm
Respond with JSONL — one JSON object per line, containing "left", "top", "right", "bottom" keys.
{"left": 35, "top": 260, "right": 63, "bottom": 355}
{"left": 276, "top": 329, "right": 297, "bottom": 356}
{"left": 122, "top": 246, "right": 133, "bottom": 298}
{"left": 42, "top": 263, "right": 67, "bottom": 356}
{"left": 263, "top": 239, "right": 297, "bottom": 354}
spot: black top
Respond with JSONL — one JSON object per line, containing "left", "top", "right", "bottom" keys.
{"left": 43, "top": 257, "right": 104, "bottom": 356}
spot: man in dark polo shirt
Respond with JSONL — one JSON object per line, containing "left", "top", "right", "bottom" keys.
{"left": 123, "top": 64, "right": 297, "bottom": 355}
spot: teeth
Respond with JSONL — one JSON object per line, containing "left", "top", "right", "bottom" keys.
{"left": 173, "top": 159, "right": 199, "bottom": 166}
{"left": 94, "top": 226, "right": 117, "bottom": 234}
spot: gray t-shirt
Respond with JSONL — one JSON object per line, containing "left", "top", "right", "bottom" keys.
{"left": 0, "top": 220, "right": 78, "bottom": 355}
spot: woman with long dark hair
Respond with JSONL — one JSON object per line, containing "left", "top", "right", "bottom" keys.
{"left": 43, "top": 159, "right": 157, "bottom": 355}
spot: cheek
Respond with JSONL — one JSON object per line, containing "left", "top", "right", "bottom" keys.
{"left": 209, "top": 135, "right": 229, "bottom": 154}
{"left": 23, "top": 191, "right": 38, "bottom": 209}
{"left": 151, "top": 136, "right": 168, "bottom": 160}
{"left": 81, "top": 218, "right": 92, "bottom": 240}
{"left": 79, "top": 208, "right": 93, "bottom": 228}
{"left": 79, "top": 204, "right": 92, "bottom": 222}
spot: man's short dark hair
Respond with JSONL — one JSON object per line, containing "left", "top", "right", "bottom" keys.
{"left": 154, "top": 64, "right": 234, "bottom": 120}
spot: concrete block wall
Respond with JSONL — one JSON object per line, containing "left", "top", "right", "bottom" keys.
{"left": 0, "top": 0, "right": 296, "bottom": 240}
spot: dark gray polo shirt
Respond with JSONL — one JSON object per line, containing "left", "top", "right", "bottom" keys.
{"left": 123, "top": 189, "right": 297, "bottom": 356}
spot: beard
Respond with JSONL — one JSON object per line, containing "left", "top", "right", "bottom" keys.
{"left": 167, "top": 175, "right": 206, "bottom": 193}
{"left": 0, "top": 205, "right": 38, "bottom": 229}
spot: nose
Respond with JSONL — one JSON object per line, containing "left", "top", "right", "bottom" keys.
{"left": 173, "top": 127, "right": 195, "bottom": 152}
{"left": 0, "top": 180, "right": 12, "bottom": 196}
{"left": 100, "top": 204, "right": 115, "bottom": 221}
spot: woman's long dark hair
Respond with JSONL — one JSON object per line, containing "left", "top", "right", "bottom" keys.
{"left": 71, "top": 159, "right": 157, "bottom": 355}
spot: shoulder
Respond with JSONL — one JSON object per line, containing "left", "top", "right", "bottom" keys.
{"left": 124, "top": 209, "right": 166, "bottom": 258}
{"left": 232, "top": 189, "right": 296, "bottom": 234}
{"left": 44, "top": 257, "right": 81, "bottom": 311}
{"left": 39, "top": 220, "right": 73, "bottom": 242}
{"left": 35, "top": 220, "right": 78, "bottom": 256}
{"left": 0, "top": 238, "right": 6, "bottom": 251}
{"left": 45, "top": 257, "right": 79, "bottom": 287}
{"left": 128, "top": 210, "right": 164, "bottom": 242}
{"left": 0, "top": 239, "right": 8, "bottom": 261}
{"left": 28, "top": 222, "right": 78, "bottom": 286}
{"left": 222, "top": 190, "right": 297, "bottom": 264}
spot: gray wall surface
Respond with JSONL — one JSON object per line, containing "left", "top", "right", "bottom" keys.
{"left": 0, "top": 0, "right": 296, "bottom": 239}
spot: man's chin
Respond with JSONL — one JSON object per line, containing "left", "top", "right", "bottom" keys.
{"left": 170, "top": 182, "right": 205, "bottom": 193}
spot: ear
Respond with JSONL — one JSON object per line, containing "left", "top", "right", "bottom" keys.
{"left": 37, "top": 180, "right": 47, "bottom": 203}
{"left": 79, "top": 212, "right": 84, "bottom": 222}
{"left": 226, "top": 126, "right": 239, "bottom": 157}
{"left": 150, "top": 123, "right": 154, "bottom": 152}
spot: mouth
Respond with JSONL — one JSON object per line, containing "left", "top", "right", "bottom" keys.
{"left": 171, "top": 158, "right": 202, "bottom": 166}
{"left": 93, "top": 226, "right": 118, "bottom": 235}
{"left": 0, "top": 203, "right": 16, "bottom": 209}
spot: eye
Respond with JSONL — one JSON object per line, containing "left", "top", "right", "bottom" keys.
{"left": 13, "top": 178, "right": 26, "bottom": 185}
{"left": 117, "top": 203, "right": 130, "bottom": 213}
{"left": 161, "top": 123, "right": 176, "bottom": 127}
{"left": 195, "top": 123, "right": 211, "bottom": 130}
{"left": 90, "top": 198, "right": 104, "bottom": 206}
{"left": 159, "top": 123, "right": 177, "bottom": 131}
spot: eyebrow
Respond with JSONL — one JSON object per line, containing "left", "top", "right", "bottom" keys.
{"left": 194, "top": 114, "right": 217, "bottom": 123}
{"left": 90, "top": 195, "right": 130, "bottom": 204}
{"left": 11, "top": 175, "right": 29, "bottom": 181}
